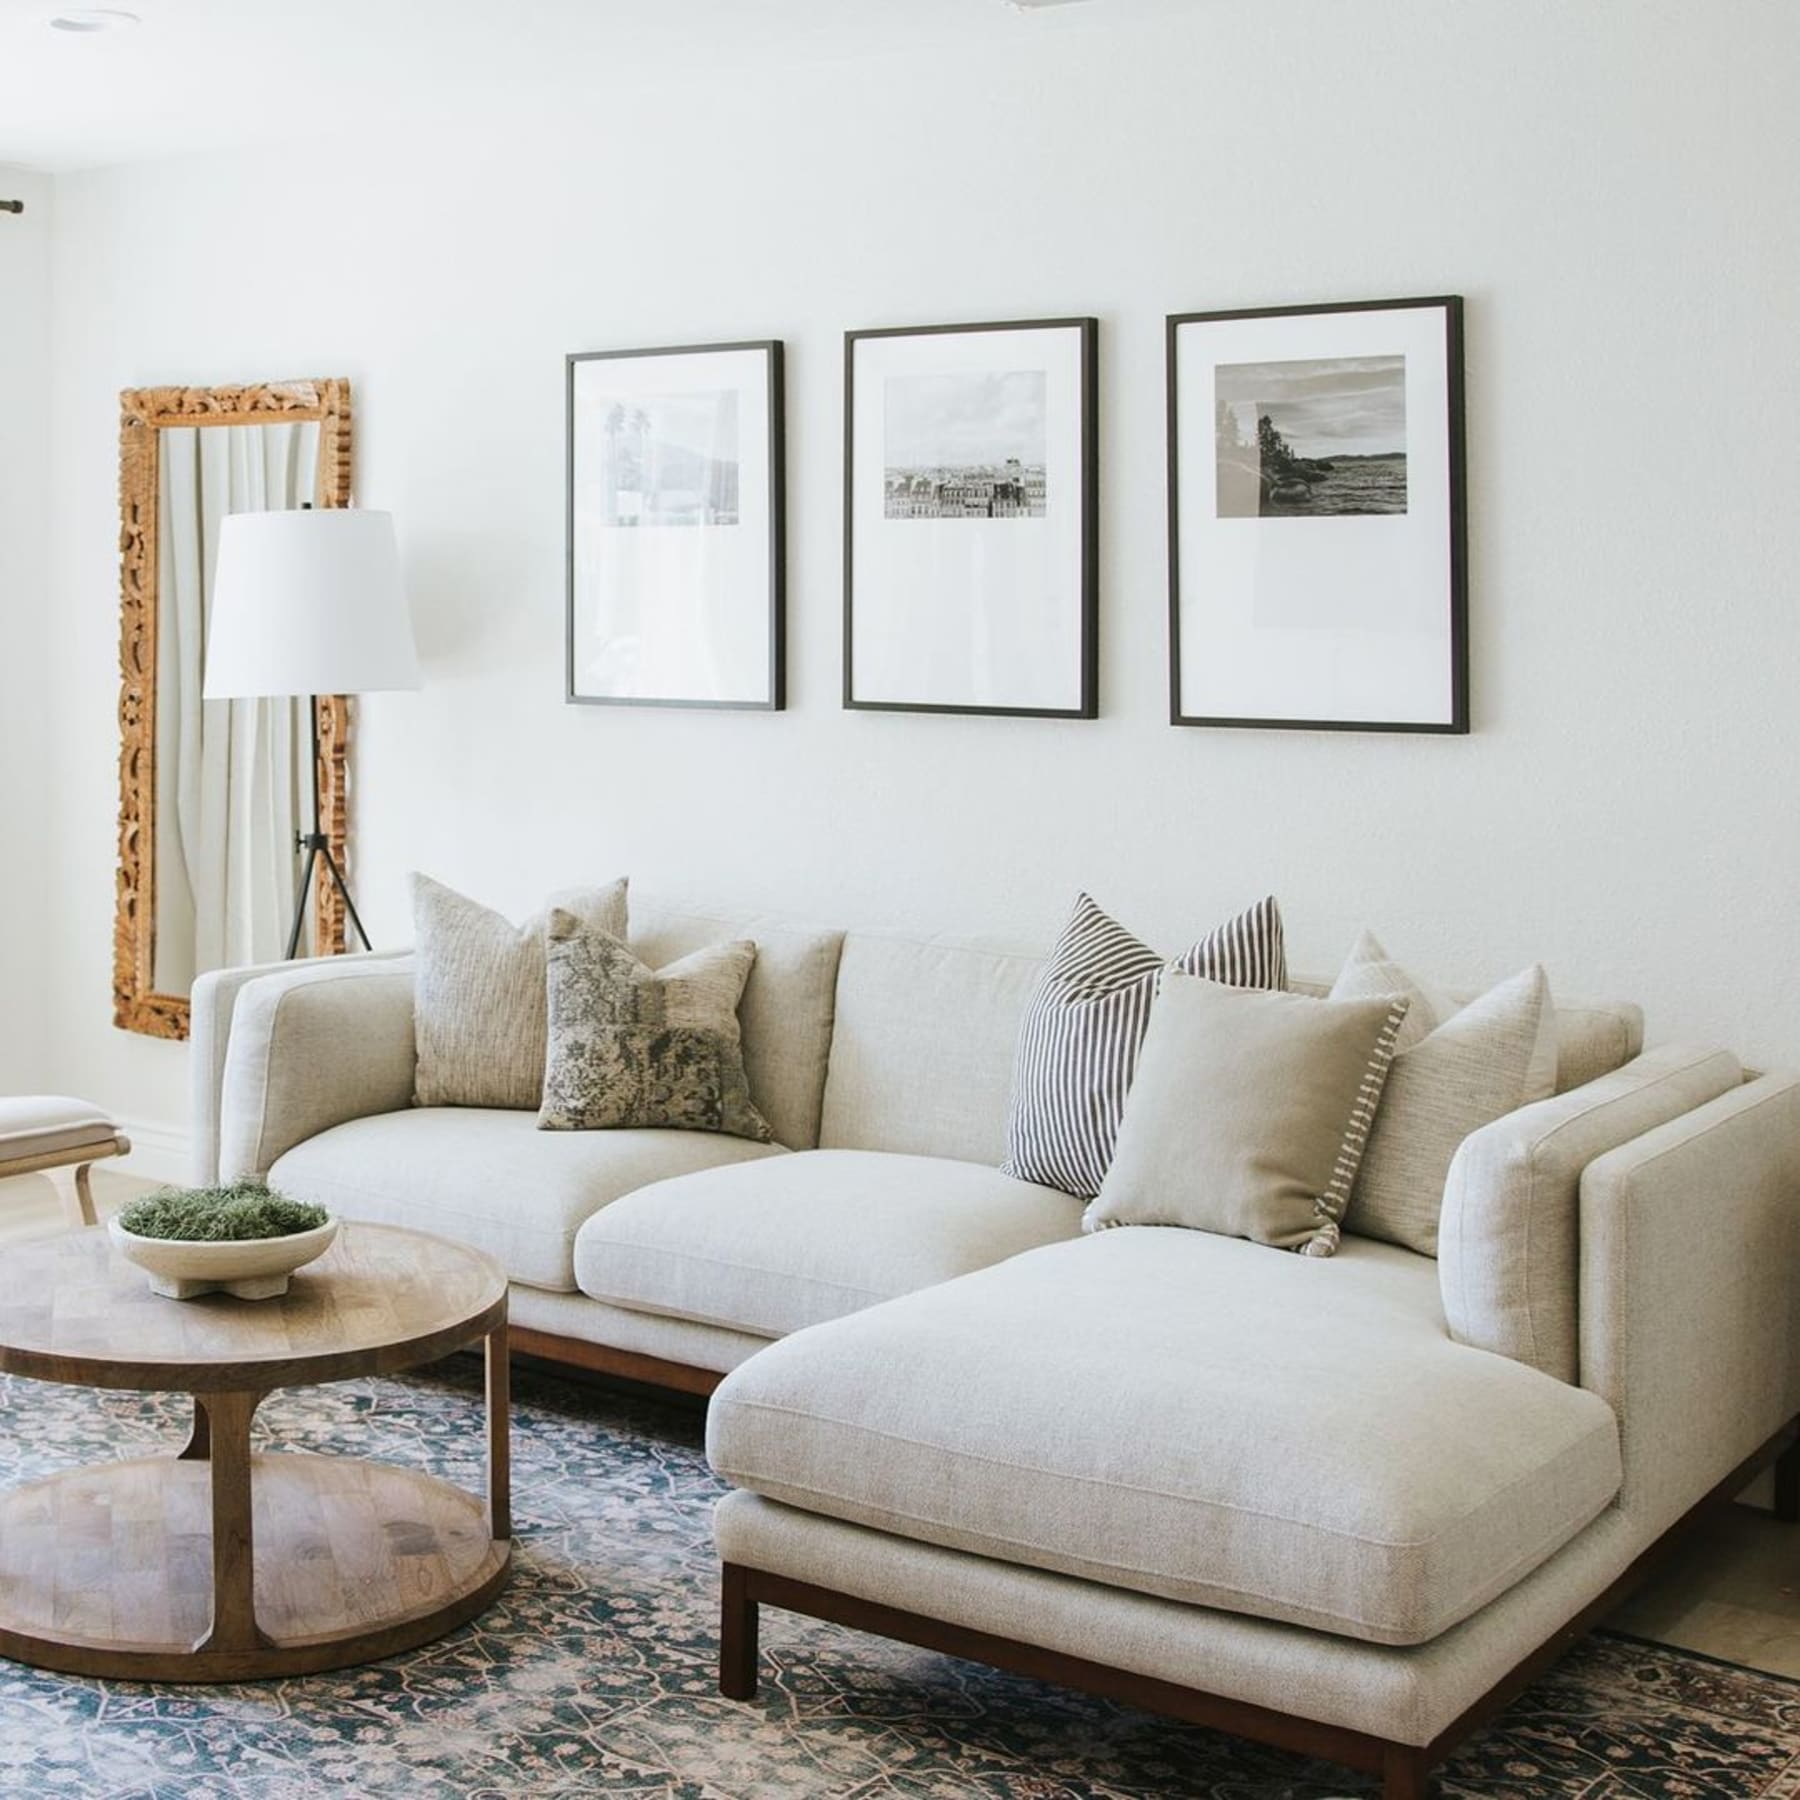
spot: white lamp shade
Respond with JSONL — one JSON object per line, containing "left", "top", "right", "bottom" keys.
{"left": 203, "top": 508, "right": 421, "bottom": 699}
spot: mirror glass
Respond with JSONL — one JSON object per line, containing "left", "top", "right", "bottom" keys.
{"left": 150, "top": 422, "right": 316, "bottom": 995}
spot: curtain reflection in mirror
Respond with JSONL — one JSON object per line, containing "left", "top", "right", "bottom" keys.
{"left": 151, "top": 421, "right": 317, "bottom": 993}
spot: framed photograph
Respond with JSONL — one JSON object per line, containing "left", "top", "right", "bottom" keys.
{"left": 567, "top": 340, "right": 783, "bottom": 709}
{"left": 845, "top": 317, "right": 1097, "bottom": 718}
{"left": 1168, "top": 296, "right": 1467, "bottom": 732}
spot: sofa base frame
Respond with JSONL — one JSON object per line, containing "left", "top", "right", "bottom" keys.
{"left": 718, "top": 1417, "right": 1799, "bottom": 1800}
{"left": 508, "top": 1326, "right": 726, "bottom": 1399}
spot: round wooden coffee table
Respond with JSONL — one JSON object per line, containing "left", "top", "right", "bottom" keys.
{"left": 0, "top": 1221, "right": 512, "bottom": 1682}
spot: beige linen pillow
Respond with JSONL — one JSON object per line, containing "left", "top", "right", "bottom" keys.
{"left": 412, "top": 873, "right": 629, "bottom": 1109}
{"left": 538, "top": 911, "right": 773, "bottom": 1141}
{"left": 1331, "top": 932, "right": 1552, "bottom": 1256}
{"left": 1085, "top": 974, "right": 1409, "bottom": 1257}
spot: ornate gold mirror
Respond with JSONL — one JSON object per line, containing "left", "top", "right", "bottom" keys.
{"left": 114, "top": 380, "right": 353, "bottom": 1040}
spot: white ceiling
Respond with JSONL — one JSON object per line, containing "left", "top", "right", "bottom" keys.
{"left": 0, "top": 0, "right": 1185, "bottom": 173}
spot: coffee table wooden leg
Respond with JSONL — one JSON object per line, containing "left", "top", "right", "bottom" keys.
{"left": 486, "top": 1322, "right": 511, "bottom": 1541}
{"left": 195, "top": 1389, "right": 271, "bottom": 1654}
{"left": 179, "top": 1398, "right": 211, "bottom": 1460}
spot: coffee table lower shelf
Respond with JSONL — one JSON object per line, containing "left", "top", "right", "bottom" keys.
{"left": 0, "top": 1450, "right": 512, "bottom": 1682}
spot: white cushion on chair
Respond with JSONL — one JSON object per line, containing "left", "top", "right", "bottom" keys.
{"left": 0, "top": 1097, "right": 120, "bottom": 1165}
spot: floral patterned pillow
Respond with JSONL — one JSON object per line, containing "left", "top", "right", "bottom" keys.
{"left": 537, "top": 910, "right": 772, "bottom": 1141}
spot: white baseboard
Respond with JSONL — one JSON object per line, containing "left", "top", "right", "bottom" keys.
{"left": 114, "top": 1116, "right": 190, "bottom": 1186}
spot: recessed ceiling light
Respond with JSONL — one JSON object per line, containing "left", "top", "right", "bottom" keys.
{"left": 49, "top": 8, "right": 141, "bottom": 31}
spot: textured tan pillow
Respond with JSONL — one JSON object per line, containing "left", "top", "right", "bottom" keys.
{"left": 1331, "top": 934, "right": 1552, "bottom": 1256}
{"left": 1333, "top": 930, "right": 1557, "bottom": 1100}
{"left": 538, "top": 911, "right": 772, "bottom": 1141}
{"left": 1085, "top": 974, "right": 1409, "bottom": 1257}
{"left": 412, "top": 873, "right": 629, "bottom": 1109}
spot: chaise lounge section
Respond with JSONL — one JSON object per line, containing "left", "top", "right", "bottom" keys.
{"left": 706, "top": 1059, "right": 1800, "bottom": 1797}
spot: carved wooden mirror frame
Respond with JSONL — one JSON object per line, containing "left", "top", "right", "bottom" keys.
{"left": 114, "top": 379, "right": 354, "bottom": 1040}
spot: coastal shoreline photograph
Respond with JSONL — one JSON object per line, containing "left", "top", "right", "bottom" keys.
{"left": 884, "top": 369, "right": 1048, "bottom": 521}
{"left": 1215, "top": 353, "right": 1407, "bottom": 518}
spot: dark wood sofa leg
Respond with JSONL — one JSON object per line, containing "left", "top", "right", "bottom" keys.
{"left": 719, "top": 1563, "right": 760, "bottom": 1700}
{"left": 1777, "top": 1433, "right": 1800, "bottom": 1524}
{"left": 1382, "top": 1744, "right": 1434, "bottom": 1799}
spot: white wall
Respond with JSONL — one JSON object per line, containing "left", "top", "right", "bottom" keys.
{"left": 39, "top": 0, "right": 1800, "bottom": 1141}
{"left": 0, "top": 165, "right": 51, "bottom": 1090}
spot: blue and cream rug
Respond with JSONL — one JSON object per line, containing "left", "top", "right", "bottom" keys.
{"left": 0, "top": 1362, "right": 1793, "bottom": 1799}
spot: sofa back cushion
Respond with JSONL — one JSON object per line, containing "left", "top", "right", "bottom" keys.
{"left": 1544, "top": 1000, "right": 1648, "bottom": 1091}
{"left": 630, "top": 896, "right": 844, "bottom": 1151}
{"left": 819, "top": 932, "right": 1043, "bottom": 1163}
{"left": 821, "top": 939, "right": 1648, "bottom": 1169}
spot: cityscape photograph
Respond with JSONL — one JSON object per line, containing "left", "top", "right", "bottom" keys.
{"left": 884, "top": 369, "right": 1049, "bottom": 520}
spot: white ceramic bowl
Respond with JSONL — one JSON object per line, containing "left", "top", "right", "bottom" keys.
{"left": 108, "top": 1214, "right": 339, "bottom": 1301}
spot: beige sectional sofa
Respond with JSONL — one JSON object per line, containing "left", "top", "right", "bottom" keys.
{"left": 192, "top": 892, "right": 1800, "bottom": 1799}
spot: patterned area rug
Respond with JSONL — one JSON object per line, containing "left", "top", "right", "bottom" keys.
{"left": 0, "top": 1362, "right": 1794, "bottom": 1799}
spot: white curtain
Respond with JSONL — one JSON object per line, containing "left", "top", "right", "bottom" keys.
{"left": 152, "top": 422, "right": 318, "bottom": 994}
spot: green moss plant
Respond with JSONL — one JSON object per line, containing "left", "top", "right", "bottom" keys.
{"left": 116, "top": 1180, "right": 329, "bottom": 1243}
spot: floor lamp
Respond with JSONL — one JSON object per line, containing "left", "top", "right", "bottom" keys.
{"left": 203, "top": 508, "right": 421, "bottom": 960}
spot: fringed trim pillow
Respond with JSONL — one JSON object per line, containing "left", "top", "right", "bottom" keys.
{"left": 1084, "top": 974, "right": 1409, "bottom": 1257}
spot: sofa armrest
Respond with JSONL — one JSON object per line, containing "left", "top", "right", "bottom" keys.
{"left": 1579, "top": 1070, "right": 1800, "bottom": 1532}
{"left": 1439, "top": 1044, "right": 1743, "bottom": 1384}
{"left": 191, "top": 950, "right": 411, "bottom": 1183}
{"left": 215, "top": 958, "right": 418, "bottom": 1182}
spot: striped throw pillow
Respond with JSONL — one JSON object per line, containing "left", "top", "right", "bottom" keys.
{"left": 1001, "top": 892, "right": 1287, "bottom": 1198}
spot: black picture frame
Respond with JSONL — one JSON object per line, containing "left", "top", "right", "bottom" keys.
{"left": 1166, "top": 295, "right": 1468, "bottom": 734}
{"left": 566, "top": 339, "right": 785, "bottom": 711}
{"left": 844, "top": 317, "right": 1099, "bottom": 719}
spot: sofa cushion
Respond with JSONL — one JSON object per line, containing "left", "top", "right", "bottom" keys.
{"left": 1546, "top": 1000, "right": 1645, "bottom": 1091}
{"left": 707, "top": 1228, "right": 1621, "bottom": 1647}
{"left": 0, "top": 1096, "right": 119, "bottom": 1163}
{"left": 818, "top": 934, "right": 1044, "bottom": 1163}
{"left": 630, "top": 897, "right": 844, "bottom": 1151}
{"left": 269, "top": 1107, "right": 785, "bottom": 1292}
{"left": 575, "top": 1149, "right": 1084, "bottom": 1338}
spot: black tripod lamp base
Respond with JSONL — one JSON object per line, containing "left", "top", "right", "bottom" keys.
{"left": 286, "top": 832, "right": 374, "bottom": 961}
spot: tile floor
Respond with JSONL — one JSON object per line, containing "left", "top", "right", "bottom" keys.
{"left": 0, "top": 1164, "right": 1794, "bottom": 1683}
